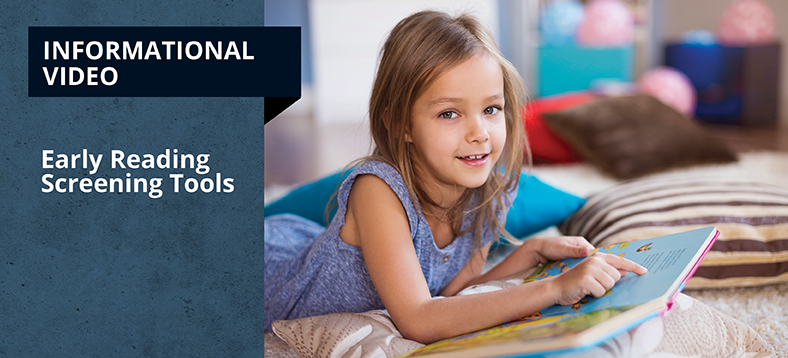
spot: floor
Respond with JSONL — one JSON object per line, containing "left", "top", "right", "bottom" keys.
{"left": 700, "top": 122, "right": 788, "bottom": 152}
{"left": 264, "top": 116, "right": 371, "bottom": 188}
{"left": 264, "top": 89, "right": 372, "bottom": 189}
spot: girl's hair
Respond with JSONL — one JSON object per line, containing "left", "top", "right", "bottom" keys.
{"left": 363, "top": 10, "right": 529, "bottom": 250}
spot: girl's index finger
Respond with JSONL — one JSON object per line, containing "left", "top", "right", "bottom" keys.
{"left": 602, "top": 253, "right": 648, "bottom": 275}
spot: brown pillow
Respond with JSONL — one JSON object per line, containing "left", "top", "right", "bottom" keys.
{"left": 541, "top": 95, "right": 737, "bottom": 179}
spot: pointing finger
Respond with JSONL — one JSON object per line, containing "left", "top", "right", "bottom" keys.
{"left": 601, "top": 253, "right": 648, "bottom": 275}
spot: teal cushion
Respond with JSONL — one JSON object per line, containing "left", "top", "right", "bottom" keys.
{"left": 264, "top": 171, "right": 585, "bottom": 239}
{"left": 264, "top": 171, "right": 349, "bottom": 227}
{"left": 507, "top": 174, "right": 585, "bottom": 238}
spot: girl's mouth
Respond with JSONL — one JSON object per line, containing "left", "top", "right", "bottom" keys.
{"left": 457, "top": 154, "right": 489, "bottom": 166}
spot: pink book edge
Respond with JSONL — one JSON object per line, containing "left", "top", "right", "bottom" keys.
{"left": 663, "top": 229, "right": 719, "bottom": 313}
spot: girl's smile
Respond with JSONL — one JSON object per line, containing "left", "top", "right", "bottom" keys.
{"left": 456, "top": 153, "right": 490, "bottom": 167}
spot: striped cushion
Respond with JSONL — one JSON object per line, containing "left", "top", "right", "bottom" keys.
{"left": 559, "top": 177, "right": 788, "bottom": 289}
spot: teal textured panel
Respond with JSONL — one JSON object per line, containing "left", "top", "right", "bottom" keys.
{"left": 1, "top": 2, "right": 265, "bottom": 357}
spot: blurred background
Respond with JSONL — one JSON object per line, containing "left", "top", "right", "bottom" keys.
{"left": 264, "top": 0, "right": 788, "bottom": 191}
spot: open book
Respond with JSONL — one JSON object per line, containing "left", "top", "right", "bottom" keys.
{"left": 399, "top": 226, "right": 719, "bottom": 358}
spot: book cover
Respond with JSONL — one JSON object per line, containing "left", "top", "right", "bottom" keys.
{"left": 0, "top": 1, "right": 298, "bottom": 356}
{"left": 399, "top": 226, "right": 719, "bottom": 358}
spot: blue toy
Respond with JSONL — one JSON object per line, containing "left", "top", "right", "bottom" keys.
{"left": 540, "top": 0, "right": 585, "bottom": 46}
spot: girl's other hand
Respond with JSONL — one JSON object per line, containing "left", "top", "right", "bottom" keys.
{"left": 548, "top": 252, "right": 648, "bottom": 306}
{"left": 529, "top": 236, "right": 595, "bottom": 263}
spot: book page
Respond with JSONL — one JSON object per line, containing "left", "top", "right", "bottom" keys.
{"left": 401, "top": 227, "right": 716, "bottom": 357}
{"left": 527, "top": 227, "right": 715, "bottom": 318}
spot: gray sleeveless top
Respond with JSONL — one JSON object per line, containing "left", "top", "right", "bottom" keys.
{"left": 264, "top": 160, "right": 514, "bottom": 331}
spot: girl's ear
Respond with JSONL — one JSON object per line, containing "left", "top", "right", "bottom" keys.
{"left": 382, "top": 107, "right": 391, "bottom": 131}
{"left": 383, "top": 108, "right": 412, "bottom": 142}
{"left": 400, "top": 121, "right": 413, "bottom": 143}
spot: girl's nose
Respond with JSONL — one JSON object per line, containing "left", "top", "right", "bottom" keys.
{"left": 466, "top": 115, "right": 489, "bottom": 143}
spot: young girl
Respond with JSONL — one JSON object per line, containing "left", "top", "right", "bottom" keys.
{"left": 264, "top": 10, "right": 646, "bottom": 344}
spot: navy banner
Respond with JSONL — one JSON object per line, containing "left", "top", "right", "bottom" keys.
{"left": 28, "top": 26, "right": 301, "bottom": 122}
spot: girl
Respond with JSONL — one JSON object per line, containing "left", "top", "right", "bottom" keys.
{"left": 264, "top": 10, "right": 646, "bottom": 344}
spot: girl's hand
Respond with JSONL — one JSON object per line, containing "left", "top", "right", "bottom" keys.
{"left": 548, "top": 252, "right": 648, "bottom": 306}
{"left": 455, "top": 236, "right": 600, "bottom": 294}
{"left": 527, "top": 236, "right": 595, "bottom": 264}
{"left": 478, "top": 236, "right": 595, "bottom": 285}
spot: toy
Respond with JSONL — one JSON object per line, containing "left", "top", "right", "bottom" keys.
{"left": 540, "top": 0, "right": 585, "bottom": 46}
{"left": 576, "top": 0, "right": 634, "bottom": 47}
{"left": 639, "top": 67, "right": 697, "bottom": 117}
{"left": 680, "top": 29, "right": 716, "bottom": 46}
{"left": 718, "top": 0, "right": 776, "bottom": 45}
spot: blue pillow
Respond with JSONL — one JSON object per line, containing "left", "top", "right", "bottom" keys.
{"left": 505, "top": 174, "right": 585, "bottom": 238}
{"left": 264, "top": 170, "right": 349, "bottom": 227}
{"left": 264, "top": 171, "right": 585, "bottom": 238}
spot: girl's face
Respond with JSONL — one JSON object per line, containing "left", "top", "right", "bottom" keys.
{"left": 408, "top": 53, "right": 507, "bottom": 196}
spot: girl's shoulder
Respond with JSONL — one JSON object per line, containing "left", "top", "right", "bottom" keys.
{"left": 341, "top": 160, "right": 404, "bottom": 191}
{"left": 337, "top": 159, "right": 425, "bottom": 241}
{"left": 348, "top": 159, "right": 400, "bottom": 178}
{"left": 337, "top": 159, "right": 413, "bottom": 209}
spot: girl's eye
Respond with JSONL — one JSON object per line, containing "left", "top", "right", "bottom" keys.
{"left": 439, "top": 111, "right": 457, "bottom": 119}
{"left": 484, "top": 106, "right": 501, "bottom": 115}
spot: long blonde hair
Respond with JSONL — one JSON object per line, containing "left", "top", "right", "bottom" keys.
{"left": 357, "top": 10, "right": 527, "bottom": 249}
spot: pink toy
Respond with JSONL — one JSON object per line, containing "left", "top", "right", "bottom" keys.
{"left": 576, "top": 0, "right": 634, "bottom": 46}
{"left": 639, "top": 67, "right": 697, "bottom": 117}
{"left": 718, "top": 0, "right": 776, "bottom": 45}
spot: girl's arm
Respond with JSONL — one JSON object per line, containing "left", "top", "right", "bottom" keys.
{"left": 347, "top": 175, "right": 645, "bottom": 344}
